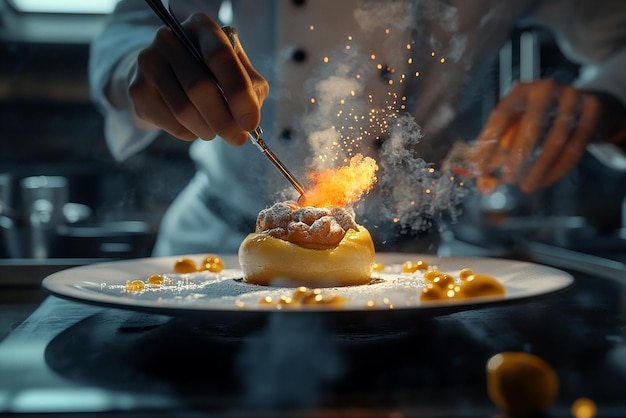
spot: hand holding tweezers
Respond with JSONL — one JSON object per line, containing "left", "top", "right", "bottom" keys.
{"left": 143, "top": 0, "right": 305, "bottom": 196}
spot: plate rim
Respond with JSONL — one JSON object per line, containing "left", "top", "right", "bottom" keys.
{"left": 42, "top": 252, "right": 575, "bottom": 317}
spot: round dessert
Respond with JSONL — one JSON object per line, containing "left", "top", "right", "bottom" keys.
{"left": 238, "top": 201, "right": 375, "bottom": 287}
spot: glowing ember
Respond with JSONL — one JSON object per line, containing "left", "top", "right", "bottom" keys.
{"left": 299, "top": 154, "right": 378, "bottom": 208}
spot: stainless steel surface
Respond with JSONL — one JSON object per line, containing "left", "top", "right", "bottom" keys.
{"left": 521, "top": 241, "right": 626, "bottom": 281}
{"left": 0, "top": 258, "right": 99, "bottom": 341}
{"left": 143, "top": 0, "right": 305, "bottom": 197}
{"left": 20, "top": 175, "right": 68, "bottom": 258}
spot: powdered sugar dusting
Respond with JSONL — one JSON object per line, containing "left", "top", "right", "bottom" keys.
{"left": 95, "top": 265, "right": 457, "bottom": 310}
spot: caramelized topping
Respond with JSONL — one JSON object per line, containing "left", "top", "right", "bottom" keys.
{"left": 255, "top": 202, "right": 360, "bottom": 250}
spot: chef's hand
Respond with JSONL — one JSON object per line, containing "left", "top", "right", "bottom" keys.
{"left": 467, "top": 80, "right": 626, "bottom": 194}
{"left": 122, "top": 13, "right": 268, "bottom": 146}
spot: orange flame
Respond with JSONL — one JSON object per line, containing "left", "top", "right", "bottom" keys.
{"left": 299, "top": 154, "right": 378, "bottom": 208}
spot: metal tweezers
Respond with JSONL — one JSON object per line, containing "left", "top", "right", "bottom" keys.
{"left": 143, "top": 0, "right": 305, "bottom": 197}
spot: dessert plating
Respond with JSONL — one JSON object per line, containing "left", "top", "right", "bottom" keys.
{"left": 238, "top": 201, "right": 376, "bottom": 287}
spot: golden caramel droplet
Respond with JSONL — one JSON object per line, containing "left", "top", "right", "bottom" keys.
{"left": 571, "top": 397, "right": 597, "bottom": 418}
{"left": 423, "top": 269, "right": 443, "bottom": 282}
{"left": 460, "top": 273, "right": 506, "bottom": 298}
{"left": 420, "top": 283, "right": 445, "bottom": 301}
{"left": 372, "top": 262, "right": 385, "bottom": 272}
{"left": 292, "top": 286, "right": 314, "bottom": 302}
{"left": 421, "top": 268, "right": 505, "bottom": 302}
{"left": 445, "top": 284, "right": 465, "bottom": 300}
{"left": 305, "top": 293, "right": 346, "bottom": 306}
{"left": 258, "top": 287, "right": 346, "bottom": 308}
{"left": 459, "top": 268, "right": 474, "bottom": 280}
{"left": 147, "top": 274, "right": 165, "bottom": 286}
{"left": 259, "top": 296, "right": 274, "bottom": 305}
{"left": 125, "top": 280, "right": 145, "bottom": 292}
{"left": 174, "top": 257, "right": 198, "bottom": 273}
{"left": 486, "top": 352, "right": 558, "bottom": 417}
{"left": 431, "top": 273, "right": 455, "bottom": 289}
{"left": 201, "top": 254, "right": 224, "bottom": 272}
{"left": 402, "top": 259, "right": 429, "bottom": 273}
{"left": 279, "top": 295, "right": 294, "bottom": 305}
{"left": 299, "top": 288, "right": 323, "bottom": 305}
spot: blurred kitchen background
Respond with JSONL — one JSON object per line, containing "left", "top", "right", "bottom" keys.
{"left": 0, "top": 0, "right": 625, "bottom": 262}
{"left": 0, "top": 0, "right": 195, "bottom": 259}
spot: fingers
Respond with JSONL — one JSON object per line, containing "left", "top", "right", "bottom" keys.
{"left": 163, "top": 25, "right": 247, "bottom": 144}
{"left": 129, "top": 13, "right": 269, "bottom": 146}
{"left": 130, "top": 75, "right": 198, "bottom": 141}
{"left": 519, "top": 86, "right": 578, "bottom": 192}
{"left": 539, "top": 93, "right": 601, "bottom": 188}
{"left": 186, "top": 14, "right": 265, "bottom": 138}
{"left": 502, "top": 80, "right": 557, "bottom": 184}
{"left": 471, "top": 121, "right": 520, "bottom": 195}
{"left": 471, "top": 80, "right": 601, "bottom": 195}
{"left": 231, "top": 34, "right": 270, "bottom": 106}
{"left": 468, "top": 81, "right": 534, "bottom": 194}
{"left": 131, "top": 28, "right": 211, "bottom": 141}
{"left": 468, "top": 105, "right": 516, "bottom": 177}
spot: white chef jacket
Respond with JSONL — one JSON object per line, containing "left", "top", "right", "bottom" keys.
{"left": 89, "top": 0, "right": 626, "bottom": 256}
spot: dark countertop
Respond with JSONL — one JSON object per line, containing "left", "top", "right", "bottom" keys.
{"left": 0, "top": 249, "right": 625, "bottom": 417}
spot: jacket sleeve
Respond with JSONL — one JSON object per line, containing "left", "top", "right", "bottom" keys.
{"left": 528, "top": 0, "right": 626, "bottom": 105}
{"left": 529, "top": 0, "right": 626, "bottom": 162}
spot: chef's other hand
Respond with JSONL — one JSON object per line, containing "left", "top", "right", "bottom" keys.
{"left": 127, "top": 13, "right": 269, "bottom": 146}
{"left": 467, "top": 80, "right": 626, "bottom": 194}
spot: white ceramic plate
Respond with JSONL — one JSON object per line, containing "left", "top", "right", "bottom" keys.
{"left": 42, "top": 253, "right": 574, "bottom": 318}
